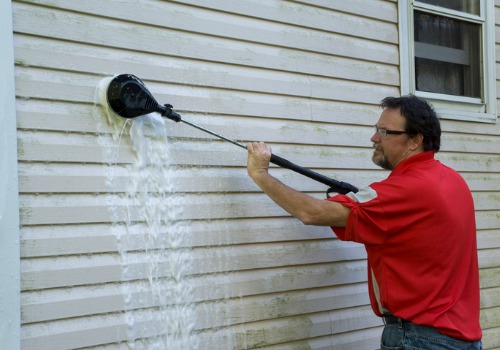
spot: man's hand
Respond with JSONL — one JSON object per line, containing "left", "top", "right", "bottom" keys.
{"left": 247, "top": 141, "right": 272, "bottom": 179}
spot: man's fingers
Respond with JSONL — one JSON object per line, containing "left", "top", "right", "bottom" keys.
{"left": 247, "top": 141, "right": 271, "bottom": 155}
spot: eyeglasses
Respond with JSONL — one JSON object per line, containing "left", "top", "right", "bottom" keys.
{"left": 374, "top": 125, "right": 407, "bottom": 137}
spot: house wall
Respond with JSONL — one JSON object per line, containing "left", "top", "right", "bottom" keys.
{"left": 0, "top": 1, "right": 21, "bottom": 349}
{"left": 10, "top": 0, "right": 500, "bottom": 349}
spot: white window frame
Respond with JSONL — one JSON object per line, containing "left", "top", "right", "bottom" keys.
{"left": 399, "top": 0, "right": 497, "bottom": 123}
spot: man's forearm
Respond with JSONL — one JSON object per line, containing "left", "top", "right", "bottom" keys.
{"left": 246, "top": 141, "right": 349, "bottom": 227}
{"left": 250, "top": 171, "right": 349, "bottom": 227}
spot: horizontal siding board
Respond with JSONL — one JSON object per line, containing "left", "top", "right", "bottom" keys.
{"left": 16, "top": 99, "right": 103, "bottom": 134}
{"left": 20, "top": 218, "right": 335, "bottom": 255}
{"left": 21, "top": 225, "right": 499, "bottom": 259}
{"left": 22, "top": 284, "right": 127, "bottom": 324}
{"left": 479, "top": 249, "right": 500, "bottom": 269}
{"left": 481, "top": 287, "right": 500, "bottom": 309}
{"left": 15, "top": 155, "right": 500, "bottom": 197}
{"left": 21, "top": 242, "right": 366, "bottom": 290}
{"left": 21, "top": 314, "right": 127, "bottom": 350}
{"left": 440, "top": 119, "right": 500, "bottom": 137}
{"left": 436, "top": 153, "right": 500, "bottom": 172}
{"left": 480, "top": 267, "right": 500, "bottom": 289}
{"left": 16, "top": 72, "right": 396, "bottom": 126}
{"left": 158, "top": 0, "right": 399, "bottom": 42}
{"left": 22, "top": 307, "right": 381, "bottom": 350}
{"left": 18, "top": 159, "right": 498, "bottom": 195}
{"left": 17, "top": 166, "right": 498, "bottom": 195}
{"left": 15, "top": 67, "right": 395, "bottom": 125}
{"left": 14, "top": 34, "right": 399, "bottom": 89}
{"left": 17, "top": 102, "right": 498, "bottom": 156}
{"left": 291, "top": 0, "right": 397, "bottom": 23}
{"left": 23, "top": 283, "right": 370, "bottom": 326}
{"left": 178, "top": 0, "right": 398, "bottom": 24}
{"left": 463, "top": 174, "right": 500, "bottom": 192}
{"left": 18, "top": 132, "right": 500, "bottom": 172}
{"left": 196, "top": 284, "right": 371, "bottom": 330}
{"left": 19, "top": 191, "right": 500, "bottom": 228}
{"left": 17, "top": 144, "right": 127, "bottom": 164}
{"left": 16, "top": 97, "right": 382, "bottom": 143}
{"left": 18, "top": 107, "right": 377, "bottom": 150}
{"left": 18, "top": 193, "right": 291, "bottom": 225}
{"left": 22, "top": 255, "right": 123, "bottom": 291}
{"left": 477, "top": 230, "right": 500, "bottom": 250}
{"left": 18, "top": 135, "right": 377, "bottom": 169}
{"left": 259, "top": 327, "right": 382, "bottom": 350}
{"left": 192, "top": 80, "right": 386, "bottom": 116}
{"left": 25, "top": 192, "right": 500, "bottom": 227}
{"left": 18, "top": 173, "right": 114, "bottom": 195}
{"left": 13, "top": 2, "right": 399, "bottom": 66}
{"left": 23, "top": 260, "right": 368, "bottom": 297}
{"left": 442, "top": 133, "right": 500, "bottom": 154}
{"left": 483, "top": 327, "right": 500, "bottom": 350}
{"left": 17, "top": 163, "right": 386, "bottom": 194}
{"left": 476, "top": 211, "right": 500, "bottom": 231}
{"left": 19, "top": 198, "right": 114, "bottom": 225}
{"left": 473, "top": 193, "right": 500, "bottom": 211}
{"left": 21, "top": 231, "right": 117, "bottom": 257}
{"left": 197, "top": 307, "right": 380, "bottom": 349}
{"left": 482, "top": 306, "right": 500, "bottom": 331}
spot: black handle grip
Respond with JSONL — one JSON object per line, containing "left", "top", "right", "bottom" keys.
{"left": 270, "top": 154, "right": 358, "bottom": 195}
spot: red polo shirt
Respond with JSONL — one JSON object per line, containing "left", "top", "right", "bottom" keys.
{"left": 329, "top": 151, "right": 482, "bottom": 341}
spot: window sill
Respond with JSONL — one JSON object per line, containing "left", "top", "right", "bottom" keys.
{"left": 415, "top": 92, "right": 497, "bottom": 124}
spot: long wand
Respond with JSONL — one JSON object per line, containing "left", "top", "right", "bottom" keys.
{"left": 105, "top": 74, "right": 359, "bottom": 195}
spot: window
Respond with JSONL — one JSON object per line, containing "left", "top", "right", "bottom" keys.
{"left": 399, "top": 0, "right": 496, "bottom": 123}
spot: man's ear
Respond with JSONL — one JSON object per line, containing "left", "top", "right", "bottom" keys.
{"left": 411, "top": 133, "right": 424, "bottom": 151}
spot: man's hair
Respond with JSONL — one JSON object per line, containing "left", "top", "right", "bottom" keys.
{"left": 381, "top": 95, "right": 441, "bottom": 153}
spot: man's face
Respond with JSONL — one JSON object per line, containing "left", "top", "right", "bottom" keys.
{"left": 371, "top": 108, "right": 413, "bottom": 170}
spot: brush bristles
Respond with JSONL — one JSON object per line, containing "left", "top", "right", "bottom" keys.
{"left": 95, "top": 76, "right": 127, "bottom": 129}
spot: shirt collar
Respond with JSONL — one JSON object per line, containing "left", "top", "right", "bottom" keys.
{"left": 389, "top": 151, "right": 435, "bottom": 176}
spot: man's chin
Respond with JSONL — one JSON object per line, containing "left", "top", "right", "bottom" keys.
{"left": 372, "top": 153, "right": 393, "bottom": 170}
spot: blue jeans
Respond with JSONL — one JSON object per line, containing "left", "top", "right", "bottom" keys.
{"left": 380, "top": 318, "right": 482, "bottom": 350}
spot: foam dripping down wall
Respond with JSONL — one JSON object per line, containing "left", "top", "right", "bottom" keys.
{"left": 94, "top": 77, "right": 199, "bottom": 349}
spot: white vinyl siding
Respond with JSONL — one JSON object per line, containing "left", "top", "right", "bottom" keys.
{"left": 7, "top": 0, "right": 500, "bottom": 349}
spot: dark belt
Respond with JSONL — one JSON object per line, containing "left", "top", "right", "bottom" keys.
{"left": 383, "top": 314, "right": 406, "bottom": 324}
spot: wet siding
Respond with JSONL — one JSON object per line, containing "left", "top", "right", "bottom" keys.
{"left": 12, "top": 0, "right": 500, "bottom": 349}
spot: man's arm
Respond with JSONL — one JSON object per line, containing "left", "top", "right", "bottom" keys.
{"left": 247, "top": 141, "right": 350, "bottom": 227}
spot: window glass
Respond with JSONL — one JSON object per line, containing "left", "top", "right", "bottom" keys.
{"left": 418, "top": 0, "right": 480, "bottom": 15}
{"left": 414, "top": 11, "right": 481, "bottom": 98}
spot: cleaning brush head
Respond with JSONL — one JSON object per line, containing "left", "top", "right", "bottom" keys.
{"left": 106, "top": 74, "right": 160, "bottom": 118}
{"left": 106, "top": 74, "right": 182, "bottom": 122}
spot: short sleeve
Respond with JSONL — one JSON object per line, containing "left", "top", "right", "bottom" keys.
{"left": 327, "top": 186, "right": 388, "bottom": 246}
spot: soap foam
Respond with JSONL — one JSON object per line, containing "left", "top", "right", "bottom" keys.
{"left": 93, "top": 75, "right": 199, "bottom": 349}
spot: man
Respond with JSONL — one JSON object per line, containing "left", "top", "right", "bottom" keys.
{"left": 246, "top": 95, "right": 482, "bottom": 349}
